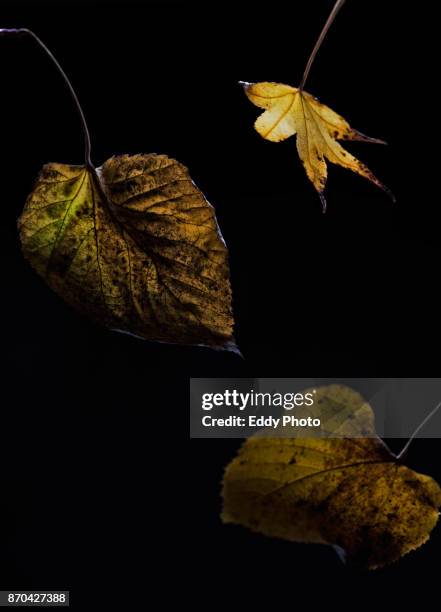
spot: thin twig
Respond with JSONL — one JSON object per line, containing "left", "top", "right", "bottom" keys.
{"left": 396, "top": 399, "right": 441, "bottom": 460}
{"left": 0, "top": 28, "right": 93, "bottom": 168}
{"left": 299, "top": 0, "right": 347, "bottom": 91}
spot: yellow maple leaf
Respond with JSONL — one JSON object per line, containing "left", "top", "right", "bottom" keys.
{"left": 242, "top": 82, "right": 394, "bottom": 211}
{"left": 241, "top": 0, "right": 393, "bottom": 211}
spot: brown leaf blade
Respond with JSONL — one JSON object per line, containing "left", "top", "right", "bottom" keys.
{"left": 242, "top": 81, "right": 394, "bottom": 211}
{"left": 18, "top": 153, "right": 236, "bottom": 350}
{"left": 222, "top": 385, "right": 441, "bottom": 568}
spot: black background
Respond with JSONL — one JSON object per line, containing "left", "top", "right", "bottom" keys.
{"left": 1, "top": 0, "right": 440, "bottom": 607}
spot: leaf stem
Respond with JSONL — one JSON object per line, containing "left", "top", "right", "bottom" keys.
{"left": 0, "top": 28, "right": 93, "bottom": 168}
{"left": 395, "top": 399, "right": 441, "bottom": 460}
{"left": 299, "top": 0, "right": 347, "bottom": 91}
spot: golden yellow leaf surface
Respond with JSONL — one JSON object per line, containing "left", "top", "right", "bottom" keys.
{"left": 222, "top": 385, "right": 441, "bottom": 568}
{"left": 18, "top": 154, "right": 235, "bottom": 349}
{"left": 242, "top": 81, "right": 394, "bottom": 211}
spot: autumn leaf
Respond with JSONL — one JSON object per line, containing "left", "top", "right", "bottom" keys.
{"left": 0, "top": 28, "right": 235, "bottom": 350}
{"left": 242, "top": 82, "right": 394, "bottom": 211}
{"left": 241, "top": 0, "right": 393, "bottom": 211}
{"left": 222, "top": 385, "right": 441, "bottom": 569}
{"left": 18, "top": 154, "right": 235, "bottom": 350}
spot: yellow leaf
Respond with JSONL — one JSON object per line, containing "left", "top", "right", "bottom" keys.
{"left": 222, "top": 385, "right": 441, "bottom": 568}
{"left": 242, "top": 81, "right": 394, "bottom": 211}
{"left": 18, "top": 154, "right": 235, "bottom": 350}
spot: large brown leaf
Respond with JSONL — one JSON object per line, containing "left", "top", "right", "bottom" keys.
{"left": 18, "top": 153, "right": 235, "bottom": 349}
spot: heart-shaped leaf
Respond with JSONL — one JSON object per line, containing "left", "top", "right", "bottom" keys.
{"left": 19, "top": 154, "right": 235, "bottom": 350}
